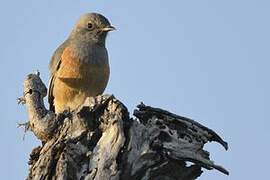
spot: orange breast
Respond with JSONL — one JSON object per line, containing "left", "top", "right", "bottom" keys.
{"left": 52, "top": 47, "right": 110, "bottom": 113}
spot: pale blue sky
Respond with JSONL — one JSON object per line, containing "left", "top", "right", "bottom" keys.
{"left": 1, "top": 0, "right": 269, "bottom": 179}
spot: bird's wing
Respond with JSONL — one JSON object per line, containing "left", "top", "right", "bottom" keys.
{"left": 48, "top": 41, "right": 69, "bottom": 112}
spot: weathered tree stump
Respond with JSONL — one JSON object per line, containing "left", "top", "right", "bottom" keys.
{"left": 20, "top": 73, "right": 229, "bottom": 180}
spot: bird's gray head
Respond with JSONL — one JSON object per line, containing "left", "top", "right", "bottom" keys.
{"left": 70, "top": 13, "right": 115, "bottom": 45}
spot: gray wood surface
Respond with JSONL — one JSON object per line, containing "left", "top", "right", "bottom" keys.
{"left": 20, "top": 73, "right": 229, "bottom": 180}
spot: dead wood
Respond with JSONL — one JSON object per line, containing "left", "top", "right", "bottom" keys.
{"left": 20, "top": 73, "right": 229, "bottom": 180}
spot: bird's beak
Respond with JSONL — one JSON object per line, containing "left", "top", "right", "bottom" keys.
{"left": 101, "top": 25, "right": 116, "bottom": 32}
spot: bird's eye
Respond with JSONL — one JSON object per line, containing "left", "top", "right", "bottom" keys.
{"left": 87, "top": 22, "right": 94, "bottom": 30}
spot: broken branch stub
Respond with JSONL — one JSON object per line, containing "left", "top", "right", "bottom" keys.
{"left": 21, "top": 73, "right": 229, "bottom": 180}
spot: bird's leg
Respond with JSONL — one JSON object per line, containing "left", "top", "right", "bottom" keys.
{"left": 55, "top": 107, "right": 73, "bottom": 124}
{"left": 62, "top": 107, "right": 72, "bottom": 117}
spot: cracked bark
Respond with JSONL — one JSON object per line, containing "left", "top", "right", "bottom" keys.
{"left": 20, "top": 73, "right": 229, "bottom": 180}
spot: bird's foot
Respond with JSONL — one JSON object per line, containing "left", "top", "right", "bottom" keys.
{"left": 55, "top": 108, "right": 73, "bottom": 123}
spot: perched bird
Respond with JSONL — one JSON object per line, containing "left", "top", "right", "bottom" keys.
{"left": 48, "top": 13, "right": 115, "bottom": 113}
